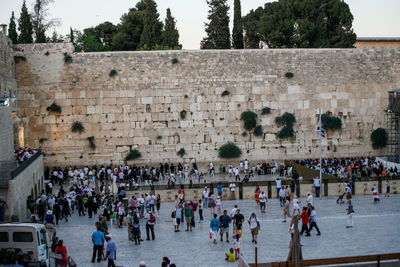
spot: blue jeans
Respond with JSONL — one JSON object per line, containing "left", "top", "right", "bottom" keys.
{"left": 203, "top": 198, "right": 208, "bottom": 208}
{"left": 149, "top": 204, "right": 155, "bottom": 212}
{"left": 315, "top": 186, "right": 320, "bottom": 197}
{"left": 276, "top": 187, "right": 281, "bottom": 198}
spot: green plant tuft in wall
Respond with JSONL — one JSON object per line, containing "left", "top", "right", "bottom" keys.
{"left": 46, "top": 102, "right": 62, "bottom": 113}
{"left": 109, "top": 69, "right": 117, "bottom": 77}
{"left": 125, "top": 149, "right": 142, "bottom": 161}
{"left": 172, "top": 58, "right": 179, "bottom": 64}
{"left": 87, "top": 136, "right": 96, "bottom": 149}
{"left": 64, "top": 54, "right": 72, "bottom": 63}
{"left": 221, "top": 90, "right": 230, "bottom": 97}
{"left": 242, "top": 132, "right": 248, "bottom": 137}
{"left": 218, "top": 142, "right": 242, "bottom": 159}
{"left": 261, "top": 107, "right": 271, "bottom": 115}
{"left": 278, "top": 125, "right": 295, "bottom": 139}
{"left": 180, "top": 110, "right": 187, "bottom": 119}
{"left": 71, "top": 121, "right": 85, "bottom": 133}
{"left": 240, "top": 111, "right": 257, "bottom": 131}
{"left": 177, "top": 148, "right": 186, "bottom": 157}
{"left": 39, "top": 138, "right": 48, "bottom": 144}
{"left": 321, "top": 113, "right": 342, "bottom": 130}
{"left": 285, "top": 72, "right": 294, "bottom": 78}
{"left": 157, "top": 135, "right": 162, "bottom": 140}
{"left": 371, "top": 128, "right": 387, "bottom": 149}
{"left": 254, "top": 125, "right": 263, "bottom": 137}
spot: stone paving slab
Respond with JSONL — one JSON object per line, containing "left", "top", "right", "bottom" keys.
{"left": 56, "top": 195, "right": 400, "bottom": 267}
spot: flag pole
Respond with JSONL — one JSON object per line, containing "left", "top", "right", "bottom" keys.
{"left": 319, "top": 109, "right": 322, "bottom": 199}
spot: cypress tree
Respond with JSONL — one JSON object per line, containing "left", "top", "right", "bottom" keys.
{"left": 35, "top": 25, "right": 47, "bottom": 43}
{"left": 162, "top": 8, "right": 181, "bottom": 49}
{"left": 232, "top": 0, "right": 244, "bottom": 49}
{"left": 201, "top": 0, "right": 231, "bottom": 49}
{"left": 69, "top": 27, "right": 74, "bottom": 43}
{"left": 139, "top": 0, "right": 163, "bottom": 49}
{"left": 8, "top": 11, "right": 18, "bottom": 44}
{"left": 18, "top": 1, "right": 33, "bottom": 43}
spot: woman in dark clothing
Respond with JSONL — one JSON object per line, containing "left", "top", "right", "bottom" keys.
{"left": 53, "top": 201, "right": 61, "bottom": 225}
{"left": 62, "top": 199, "right": 70, "bottom": 222}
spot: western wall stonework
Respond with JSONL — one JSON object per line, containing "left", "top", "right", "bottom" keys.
{"left": 13, "top": 43, "right": 400, "bottom": 167}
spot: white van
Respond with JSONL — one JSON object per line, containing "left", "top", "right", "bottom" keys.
{"left": 0, "top": 223, "right": 50, "bottom": 266}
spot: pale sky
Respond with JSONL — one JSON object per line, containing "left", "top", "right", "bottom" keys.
{"left": 1, "top": 0, "right": 400, "bottom": 49}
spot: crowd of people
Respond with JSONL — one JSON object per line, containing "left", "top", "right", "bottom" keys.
{"left": 14, "top": 147, "right": 38, "bottom": 164}
{"left": 296, "top": 157, "right": 399, "bottom": 179}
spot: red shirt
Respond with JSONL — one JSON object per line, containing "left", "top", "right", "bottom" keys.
{"left": 300, "top": 211, "right": 309, "bottom": 224}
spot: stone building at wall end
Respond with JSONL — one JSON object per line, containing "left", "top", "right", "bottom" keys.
{"left": 9, "top": 41, "right": 400, "bottom": 168}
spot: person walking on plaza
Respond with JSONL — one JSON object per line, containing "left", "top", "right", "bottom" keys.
{"left": 313, "top": 176, "right": 321, "bottom": 198}
{"left": 208, "top": 194, "right": 216, "bottom": 215}
{"left": 259, "top": 191, "right": 267, "bottom": 213}
{"left": 279, "top": 186, "right": 286, "bottom": 207}
{"left": 306, "top": 192, "right": 313, "bottom": 206}
{"left": 184, "top": 202, "right": 193, "bottom": 231}
{"left": 219, "top": 210, "right": 231, "bottom": 242}
{"left": 229, "top": 182, "right": 236, "bottom": 200}
{"left": 282, "top": 199, "right": 292, "bottom": 223}
{"left": 54, "top": 240, "right": 68, "bottom": 267}
{"left": 91, "top": 225, "right": 105, "bottom": 263}
{"left": 203, "top": 187, "right": 209, "bottom": 208}
{"left": 346, "top": 199, "right": 354, "bottom": 228}
{"left": 210, "top": 213, "right": 220, "bottom": 244}
{"left": 385, "top": 179, "right": 390, "bottom": 197}
{"left": 198, "top": 199, "right": 204, "bottom": 221}
{"left": 308, "top": 206, "right": 321, "bottom": 235}
{"left": 299, "top": 207, "right": 311, "bottom": 236}
{"left": 248, "top": 213, "right": 260, "bottom": 244}
{"left": 276, "top": 177, "right": 282, "bottom": 198}
{"left": 145, "top": 209, "right": 156, "bottom": 240}
{"left": 217, "top": 183, "right": 223, "bottom": 199}
{"left": 230, "top": 205, "right": 238, "bottom": 233}
{"left": 104, "top": 235, "right": 117, "bottom": 267}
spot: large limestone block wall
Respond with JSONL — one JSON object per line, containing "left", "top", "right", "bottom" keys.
{"left": 14, "top": 44, "right": 400, "bottom": 167}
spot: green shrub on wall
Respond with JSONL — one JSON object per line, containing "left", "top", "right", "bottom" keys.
{"left": 218, "top": 142, "right": 242, "bottom": 159}
{"left": 275, "top": 112, "right": 296, "bottom": 139}
{"left": 221, "top": 90, "right": 230, "bottom": 97}
{"left": 261, "top": 107, "right": 271, "bottom": 115}
{"left": 242, "top": 132, "right": 248, "bottom": 137}
{"left": 180, "top": 110, "right": 187, "bottom": 119}
{"left": 125, "top": 149, "right": 141, "bottom": 161}
{"left": 64, "top": 54, "right": 72, "bottom": 63}
{"left": 254, "top": 125, "right": 263, "bottom": 137}
{"left": 71, "top": 121, "right": 85, "bottom": 133}
{"left": 177, "top": 148, "right": 186, "bottom": 157}
{"left": 371, "top": 128, "right": 387, "bottom": 149}
{"left": 87, "top": 136, "right": 96, "bottom": 149}
{"left": 285, "top": 72, "right": 294, "bottom": 78}
{"left": 240, "top": 111, "right": 257, "bottom": 131}
{"left": 46, "top": 102, "right": 62, "bottom": 113}
{"left": 278, "top": 125, "right": 295, "bottom": 139}
{"left": 172, "top": 58, "right": 179, "bottom": 64}
{"left": 321, "top": 113, "right": 342, "bottom": 130}
{"left": 109, "top": 69, "right": 117, "bottom": 77}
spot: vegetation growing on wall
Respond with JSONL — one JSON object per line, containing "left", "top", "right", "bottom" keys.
{"left": 172, "top": 58, "right": 179, "bottom": 64}
{"left": 321, "top": 113, "right": 342, "bottom": 130}
{"left": 261, "top": 107, "right": 271, "bottom": 115}
{"left": 254, "top": 125, "right": 263, "bottom": 137}
{"left": 221, "top": 90, "right": 230, "bottom": 97}
{"left": 180, "top": 110, "right": 187, "bottom": 119}
{"left": 371, "top": 128, "right": 387, "bottom": 149}
{"left": 71, "top": 121, "right": 85, "bottom": 133}
{"left": 87, "top": 136, "right": 96, "bottom": 149}
{"left": 218, "top": 142, "right": 242, "bottom": 158}
{"left": 242, "top": 132, "right": 248, "bottom": 137}
{"left": 46, "top": 102, "right": 62, "bottom": 113}
{"left": 275, "top": 112, "right": 296, "bottom": 139}
{"left": 177, "top": 148, "right": 186, "bottom": 157}
{"left": 64, "top": 54, "right": 72, "bottom": 63}
{"left": 156, "top": 135, "right": 162, "bottom": 140}
{"left": 125, "top": 149, "right": 141, "bottom": 161}
{"left": 39, "top": 138, "right": 48, "bottom": 144}
{"left": 285, "top": 72, "right": 294, "bottom": 78}
{"left": 109, "top": 69, "right": 117, "bottom": 77}
{"left": 240, "top": 111, "right": 257, "bottom": 131}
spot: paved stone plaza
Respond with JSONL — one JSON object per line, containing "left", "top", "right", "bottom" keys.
{"left": 55, "top": 194, "right": 400, "bottom": 267}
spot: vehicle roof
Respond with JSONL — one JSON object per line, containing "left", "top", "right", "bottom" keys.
{"left": 0, "top": 223, "right": 45, "bottom": 229}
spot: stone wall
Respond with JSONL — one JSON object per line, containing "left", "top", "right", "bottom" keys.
{"left": 13, "top": 43, "right": 400, "bottom": 167}
{"left": 5, "top": 154, "right": 44, "bottom": 221}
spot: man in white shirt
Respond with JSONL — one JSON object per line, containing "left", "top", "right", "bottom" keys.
{"left": 259, "top": 191, "right": 267, "bottom": 213}
{"left": 306, "top": 192, "right": 313, "bottom": 205}
{"left": 230, "top": 205, "right": 238, "bottom": 233}
{"left": 313, "top": 177, "right": 321, "bottom": 197}
{"left": 229, "top": 183, "right": 236, "bottom": 200}
{"left": 244, "top": 159, "right": 249, "bottom": 173}
{"left": 279, "top": 187, "right": 286, "bottom": 207}
{"left": 276, "top": 177, "right": 282, "bottom": 198}
{"left": 202, "top": 187, "right": 209, "bottom": 208}
{"left": 234, "top": 168, "right": 240, "bottom": 181}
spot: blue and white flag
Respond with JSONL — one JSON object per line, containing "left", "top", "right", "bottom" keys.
{"left": 317, "top": 115, "right": 326, "bottom": 137}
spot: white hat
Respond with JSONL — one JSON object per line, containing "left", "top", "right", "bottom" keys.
{"left": 106, "top": 234, "right": 112, "bottom": 238}
{"left": 139, "top": 261, "right": 146, "bottom": 266}
{"left": 47, "top": 210, "right": 52, "bottom": 215}
{"left": 307, "top": 192, "right": 310, "bottom": 195}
